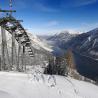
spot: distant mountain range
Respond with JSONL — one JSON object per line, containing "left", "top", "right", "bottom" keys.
{"left": 39, "top": 31, "right": 77, "bottom": 56}
{"left": 39, "top": 28, "right": 98, "bottom": 60}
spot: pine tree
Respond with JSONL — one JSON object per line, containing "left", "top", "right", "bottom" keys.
{"left": 55, "top": 56, "right": 67, "bottom": 76}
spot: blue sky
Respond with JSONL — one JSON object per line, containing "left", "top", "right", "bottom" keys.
{"left": 0, "top": 0, "right": 98, "bottom": 35}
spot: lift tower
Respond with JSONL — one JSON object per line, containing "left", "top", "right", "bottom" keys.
{"left": 0, "top": 0, "right": 16, "bottom": 70}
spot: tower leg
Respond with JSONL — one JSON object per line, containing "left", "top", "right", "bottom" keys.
{"left": 23, "top": 46, "right": 26, "bottom": 72}
{"left": 12, "top": 31, "right": 17, "bottom": 70}
{"left": 0, "top": 56, "right": 1, "bottom": 71}
{"left": 17, "top": 37, "right": 21, "bottom": 71}
{"left": 1, "top": 27, "right": 10, "bottom": 70}
{"left": 1, "top": 27, "right": 6, "bottom": 70}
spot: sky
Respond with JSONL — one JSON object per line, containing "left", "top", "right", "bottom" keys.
{"left": 0, "top": 0, "right": 98, "bottom": 35}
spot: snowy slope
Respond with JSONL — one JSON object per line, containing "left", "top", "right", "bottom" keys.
{"left": 0, "top": 29, "right": 53, "bottom": 54}
{"left": 0, "top": 72, "right": 98, "bottom": 98}
{"left": 28, "top": 33, "right": 53, "bottom": 52}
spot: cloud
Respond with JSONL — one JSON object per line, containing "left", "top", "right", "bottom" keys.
{"left": 46, "top": 20, "right": 59, "bottom": 26}
{"left": 14, "top": 0, "right": 28, "bottom": 10}
{"left": 74, "top": 0, "right": 97, "bottom": 7}
{"left": 61, "top": 0, "right": 97, "bottom": 8}
{"left": 14, "top": 0, "right": 58, "bottom": 12}
{"left": 26, "top": 22, "right": 98, "bottom": 35}
{"left": 32, "top": 2, "right": 59, "bottom": 12}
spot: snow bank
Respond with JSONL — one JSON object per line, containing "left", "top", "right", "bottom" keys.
{"left": 0, "top": 72, "right": 98, "bottom": 98}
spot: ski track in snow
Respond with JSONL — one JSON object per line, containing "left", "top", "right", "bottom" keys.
{"left": 0, "top": 72, "right": 98, "bottom": 98}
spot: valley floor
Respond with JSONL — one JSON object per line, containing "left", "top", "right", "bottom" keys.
{"left": 0, "top": 71, "right": 98, "bottom": 98}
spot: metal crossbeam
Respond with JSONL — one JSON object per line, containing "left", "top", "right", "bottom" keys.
{"left": 0, "top": 9, "right": 16, "bottom": 13}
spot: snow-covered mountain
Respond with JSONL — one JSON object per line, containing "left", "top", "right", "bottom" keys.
{"left": 42, "top": 28, "right": 98, "bottom": 58}
{"left": 67, "top": 28, "right": 98, "bottom": 57}
{"left": 65, "top": 28, "right": 98, "bottom": 60}
{"left": 79, "top": 28, "right": 98, "bottom": 59}
{"left": 39, "top": 31, "right": 76, "bottom": 56}
{"left": 28, "top": 33, "right": 53, "bottom": 52}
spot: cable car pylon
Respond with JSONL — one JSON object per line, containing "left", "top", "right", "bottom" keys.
{"left": 0, "top": 0, "right": 35, "bottom": 71}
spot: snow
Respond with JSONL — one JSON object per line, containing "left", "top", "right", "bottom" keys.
{"left": 28, "top": 33, "right": 53, "bottom": 52}
{"left": 92, "top": 39, "right": 97, "bottom": 48}
{"left": 0, "top": 72, "right": 98, "bottom": 98}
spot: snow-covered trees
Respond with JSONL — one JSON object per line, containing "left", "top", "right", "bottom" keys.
{"left": 44, "top": 55, "right": 68, "bottom": 76}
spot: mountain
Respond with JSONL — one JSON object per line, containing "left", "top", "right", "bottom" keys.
{"left": 47, "top": 31, "right": 76, "bottom": 48}
{"left": 39, "top": 28, "right": 98, "bottom": 58}
{"left": 66, "top": 28, "right": 98, "bottom": 60}
{"left": 66, "top": 28, "right": 98, "bottom": 80}
{"left": 39, "top": 31, "right": 77, "bottom": 56}
{"left": 28, "top": 33, "right": 53, "bottom": 52}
